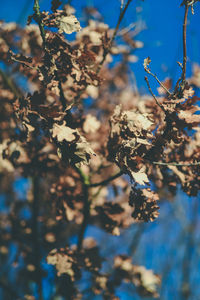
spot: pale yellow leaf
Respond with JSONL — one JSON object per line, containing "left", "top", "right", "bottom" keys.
{"left": 131, "top": 169, "right": 149, "bottom": 185}
{"left": 57, "top": 15, "right": 81, "bottom": 34}
{"left": 51, "top": 122, "right": 77, "bottom": 142}
{"left": 83, "top": 114, "right": 100, "bottom": 133}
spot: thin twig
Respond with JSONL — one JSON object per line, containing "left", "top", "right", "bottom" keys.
{"left": 10, "top": 55, "right": 38, "bottom": 70}
{"left": 96, "top": 0, "right": 133, "bottom": 74}
{"left": 117, "top": 22, "right": 136, "bottom": 36}
{"left": 145, "top": 68, "right": 172, "bottom": 97}
{"left": 150, "top": 160, "right": 200, "bottom": 167}
{"left": 174, "top": 3, "right": 189, "bottom": 95}
{"left": 182, "top": 4, "right": 189, "bottom": 83}
{"left": 144, "top": 76, "right": 166, "bottom": 113}
{"left": 89, "top": 170, "right": 123, "bottom": 188}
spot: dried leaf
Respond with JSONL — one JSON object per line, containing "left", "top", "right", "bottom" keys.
{"left": 143, "top": 57, "right": 151, "bottom": 70}
{"left": 189, "top": 64, "right": 200, "bottom": 87}
{"left": 51, "top": 0, "right": 62, "bottom": 12}
{"left": 57, "top": 15, "right": 81, "bottom": 34}
{"left": 113, "top": 255, "right": 160, "bottom": 298}
{"left": 178, "top": 105, "right": 200, "bottom": 125}
{"left": 74, "top": 136, "right": 96, "bottom": 167}
{"left": 183, "top": 87, "right": 195, "bottom": 99}
{"left": 83, "top": 114, "right": 101, "bottom": 133}
{"left": 51, "top": 122, "right": 77, "bottom": 142}
{"left": 133, "top": 265, "right": 161, "bottom": 298}
{"left": 130, "top": 168, "right": 149, "bottom": 185}
{"left": 129, "top": 187, "right": 160, "bottom": 222}
{"left": 47, "top": 249, "right": 75, "bottom": 278}
{"left": 86, "top": 85, "right": 99, "bottom": 99}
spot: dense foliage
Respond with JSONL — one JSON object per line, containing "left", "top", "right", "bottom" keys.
{"left": 0, "top": 0, "right": 200, "bottom": 299}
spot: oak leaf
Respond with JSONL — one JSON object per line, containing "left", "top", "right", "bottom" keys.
{"left": 133, "top": 265, "right": 161, "bottom": 297}
{"left": 130, "top": 168, "right": 149, "bottom": 185}
{"left": 83, "top": 114, "right": 100, "bottom": 133}
{"left": 57, "top": 15, "right": 81, "bottom": 34}
{"left": 51, "top": 122, "right": 77, "bottom": 142}
{"left": 178, "top": 105, "right": 200, "bottom": 125}
{"left": 143, "top": 56, "right": 151, "bottom": 70}
{"left": 74, "top": 136, "right": 96, "bottom": 167}
{"left": 47, "top": 249, "right": 75, "bottom": 278}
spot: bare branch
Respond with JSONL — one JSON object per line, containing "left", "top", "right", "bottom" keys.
{"left": 144, "top": 76, "right": 166, "bottom": 113}
{"left": 144, "top": 67, "right": 172, "bottom": 97}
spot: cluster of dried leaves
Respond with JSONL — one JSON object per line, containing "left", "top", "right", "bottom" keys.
{"left": 0, "top": 0, "right": 200, "bottom": 298}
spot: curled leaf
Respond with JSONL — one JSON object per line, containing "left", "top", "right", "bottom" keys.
{"left": 143, "top": 56, "right": 151, "bottom": 71}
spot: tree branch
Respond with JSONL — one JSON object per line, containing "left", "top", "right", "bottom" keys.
{"left": 89, "top": 170, "right": 123, "bottom": 188}
{"left": 144, "top": 67, "right": 172, "bottom": 97}
{"left": 174, "top": 2, "right": 189, "bottom": 95}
